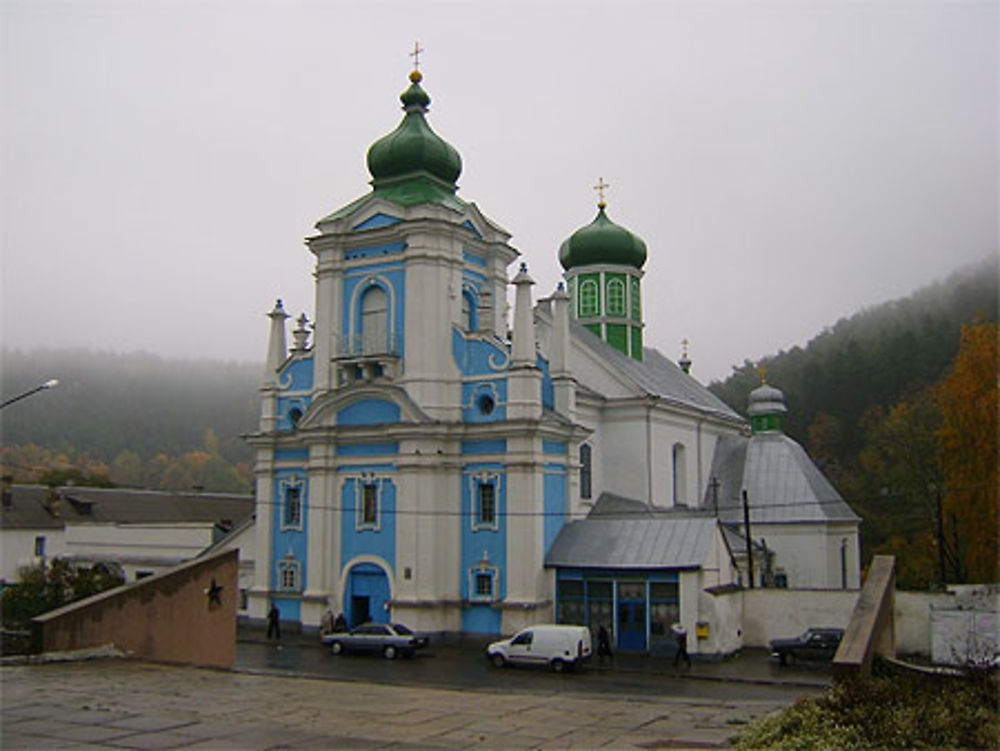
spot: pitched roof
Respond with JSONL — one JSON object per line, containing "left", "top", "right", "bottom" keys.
{"left": 0, "top": 486, "right": 254, "bottom": 530}
{"left": 546, "top": 495, "right": 719, "bottom": 570}
{"left": 709, "top": 434, "right": 859, "bottom": 524}
{"left": 569, "top": 321, "right": 743, "bottom": 421}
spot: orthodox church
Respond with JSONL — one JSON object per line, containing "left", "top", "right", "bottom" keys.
{"left": 247, "top": 64, "right": 860, "bottom": 654}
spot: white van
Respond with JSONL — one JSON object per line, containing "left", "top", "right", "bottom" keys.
{"left": 487, "top": 624, "right": 592, "bottom": 672}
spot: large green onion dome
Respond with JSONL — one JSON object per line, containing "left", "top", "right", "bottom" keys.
{"left": 366, "top": 71, "right": 462, "bottom": 188}
{"left": 558, "top": 203, "right": 647, "bottom": 270}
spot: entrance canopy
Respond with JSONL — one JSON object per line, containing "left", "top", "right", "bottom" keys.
{"left": 545, "top": 513, "right": 718, "bottom": 570}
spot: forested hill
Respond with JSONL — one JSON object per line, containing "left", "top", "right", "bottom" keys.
{"left": 1, "top": 350, "right": 260, "bottom": 491}
{"left": 709, "top": 257, "right": 997, "bottom": 458}
{"left": 707, "top": 258, "right": 998, "bottom": 586}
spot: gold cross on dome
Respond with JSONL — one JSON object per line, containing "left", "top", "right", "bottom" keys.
{"left": 758, "top": 362, "right": 768, "bottom": 384}
{"left": 593, "top": 177, "right": 609, "bottom": 207}
{"left": 409, "top": 41, "right": 425, "bottom": 71}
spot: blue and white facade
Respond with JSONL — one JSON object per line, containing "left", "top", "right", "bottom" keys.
{"left": 248, "top": 70, "right": 860, "bottom": 651}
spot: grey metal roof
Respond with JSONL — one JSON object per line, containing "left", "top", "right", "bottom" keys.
{"left": 570, "top": 322, "right": 743, "bottom": 421}
{"left": 711, "top": 434, "right": 859, "bottom": 525}
{"left": 0, "top": 486, "right": 254, "bottom": 530}
{"left": 545, "top": 513, "right": 718, "bottom": 570}
{"left": 589, "top": 492, "right": 715, "bottom": 520}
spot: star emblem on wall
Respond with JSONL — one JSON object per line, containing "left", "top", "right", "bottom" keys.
{"left": 205, "top": 578, "right": 223, "bottom": 608}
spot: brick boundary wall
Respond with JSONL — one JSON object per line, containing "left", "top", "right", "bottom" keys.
{"left": 31, "top": 549, "right": 237, "bottom": 668}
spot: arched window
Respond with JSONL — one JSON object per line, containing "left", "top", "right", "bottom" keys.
{"left": 579, "top": 444, "right": 592, "bottom": 499}
{"left": 360, "top": 285, "right": 388, "bottom": 354}
{"left": 607, "top": 278, "right": 625, "bottom": 315}
{"left": 461, "top": 289, "right": 478, "bottom": 332}
{"left": 630, "top": 277, "right": 641, "bottom": 320}
{"left": 671, "top": 443, "right": 687, "bottom": 506}
{"left": 579, "top": 279, "right": 599, "bottom": 317}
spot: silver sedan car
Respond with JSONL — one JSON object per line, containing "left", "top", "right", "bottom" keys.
{"left": 322, "top": 622, "right": 429, "bottom": 659}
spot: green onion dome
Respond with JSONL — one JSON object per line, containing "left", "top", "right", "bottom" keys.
{"left": 558, "top": 204, "right": 647, "bottom": 270}
{"left": 366, "top": 71, "right": 462, "bottom": 188}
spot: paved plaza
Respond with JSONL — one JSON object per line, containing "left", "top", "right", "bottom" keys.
{"left": 2, "top": 659, "right": 794, "bottom": 749}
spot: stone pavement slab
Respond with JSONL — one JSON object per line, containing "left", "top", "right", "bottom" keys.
{"left": 2, "top": 659, "right": 797, "bottom": 749}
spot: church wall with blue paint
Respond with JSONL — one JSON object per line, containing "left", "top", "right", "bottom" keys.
{"left": 247, "top": 64, "right": 861, "bottom": 654}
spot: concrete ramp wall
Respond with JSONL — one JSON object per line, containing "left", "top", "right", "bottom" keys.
{"left": 833, "top": 554, "right": 895, "bottom": 679}
{"left": 32, "top": 550, "right": 237, "bottom": 668}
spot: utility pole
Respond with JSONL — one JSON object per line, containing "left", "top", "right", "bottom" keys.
{"left": 742, "top": 489, "right": 754, "bottom": 589}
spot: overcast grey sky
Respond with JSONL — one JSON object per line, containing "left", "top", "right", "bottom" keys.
{"left": 3, "top": 0, "right": 996, "bottom": 384}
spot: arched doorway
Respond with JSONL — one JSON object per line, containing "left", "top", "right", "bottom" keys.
{"left": 345, "top": 562, "right": 391, "bottom": 627}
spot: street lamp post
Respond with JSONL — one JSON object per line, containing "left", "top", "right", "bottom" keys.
{"left": 0, "top": 379, "right": 60, "bottom": 410}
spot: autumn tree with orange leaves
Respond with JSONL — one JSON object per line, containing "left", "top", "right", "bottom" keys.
{"left": 935, "top": 321, "right": 998, "bottom": 583}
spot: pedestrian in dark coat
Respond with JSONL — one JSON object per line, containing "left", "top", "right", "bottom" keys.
{"left": 267, "top": 603, "right": 281, "bottom": 641}
{"left": 597, "top": 625, "right": 613, "bottom": 662}
{"left": 672, "top": 624, "right": 691, "bottom": 668}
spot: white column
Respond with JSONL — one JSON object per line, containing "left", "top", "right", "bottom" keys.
{"left": 549, "top": 282, "right": 576, "bottom": 419}
{"left": 249, "top": 447, "right": 274, "bottom": 619}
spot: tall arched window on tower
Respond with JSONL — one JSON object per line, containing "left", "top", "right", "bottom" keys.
{"left": 579, "top": 279, "right": 599, "bottom": 317}
{"left": 671, "top": 443, "right": 687, "bottom": 506}
{"left": 607, "top": 278, "right": 625, "bottom": 316}
{"left": 360, "top": 285, "right": 388, "bottom": 355}
{"left": 579, "top": 444, "right": 592, "bottom": 499}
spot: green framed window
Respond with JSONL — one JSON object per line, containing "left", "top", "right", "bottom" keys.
{"left": 607, "top": 278, "right": 625, "bottom": 315}
{"left": 579, "top": 279, "right": 599, "bottom": 316}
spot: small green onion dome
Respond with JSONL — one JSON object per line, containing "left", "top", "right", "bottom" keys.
{"left": 366, "top": 71, "right": 462, "bottom": 187}
{"left": 558, "top": 204, "right": 647, "bottom": 270}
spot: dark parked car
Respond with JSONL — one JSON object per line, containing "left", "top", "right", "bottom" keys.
{"left": 322, "top": 622, "right": 429, "bottom": 659}
{"left": 770, "top": 627, "right": 844, "bottom": 665}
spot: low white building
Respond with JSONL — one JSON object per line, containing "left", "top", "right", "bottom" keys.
{"left": 0, "top": 484, "right": 253, "bottom": 585}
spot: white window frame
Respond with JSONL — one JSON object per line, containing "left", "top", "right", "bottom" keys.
{"left": 469, "top": 563, "right": 499, "bottom": 603}
{"left": 469, "top": 471, "right": 501, "bottom": 531}
{"left": 355, "top": 476, "right": 382, "bottom": 531}
{"left": 276, "top": 557, "right": 302, "bottom": 592}
{"left": 630, "top": 276, "right": 641, "bottom": 320}
{"left": 579, "top": 443, "right": 593, "bottom": 500}
{"left": 579, "top": 278, "right": 599, "bottom": 317}
{"left": 279, "top": 477, "right": 305, "bottom": 532}
{"left": 606, "top": 278, "right": 625, "bottom": 316}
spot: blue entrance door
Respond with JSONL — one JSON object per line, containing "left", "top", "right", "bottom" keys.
{"left": 347, "top": 563, "right": 390, "bottom": 627}
{"left": 616, "top": 581, "right": 647, "bottom": 651}
{"left": 617, "top": 600, "right": 647, "bottom": 650}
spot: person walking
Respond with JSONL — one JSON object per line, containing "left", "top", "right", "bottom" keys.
{"left": 597, "top": 624, "right": 613, "bottom": 663}
{"left": 267, "top": 603, "right": 281, "bottom": 642}
{"left": 672, "top": 623, "right": 690, "bottom": 669}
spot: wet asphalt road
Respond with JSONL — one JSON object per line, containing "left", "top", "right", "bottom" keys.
{"left": 236, "top": 637, "right": 823, "bottom": 704}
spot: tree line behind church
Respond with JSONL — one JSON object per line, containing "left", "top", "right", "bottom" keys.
{"left": 1, "top": 259, "right": 995, "bottom": 587}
